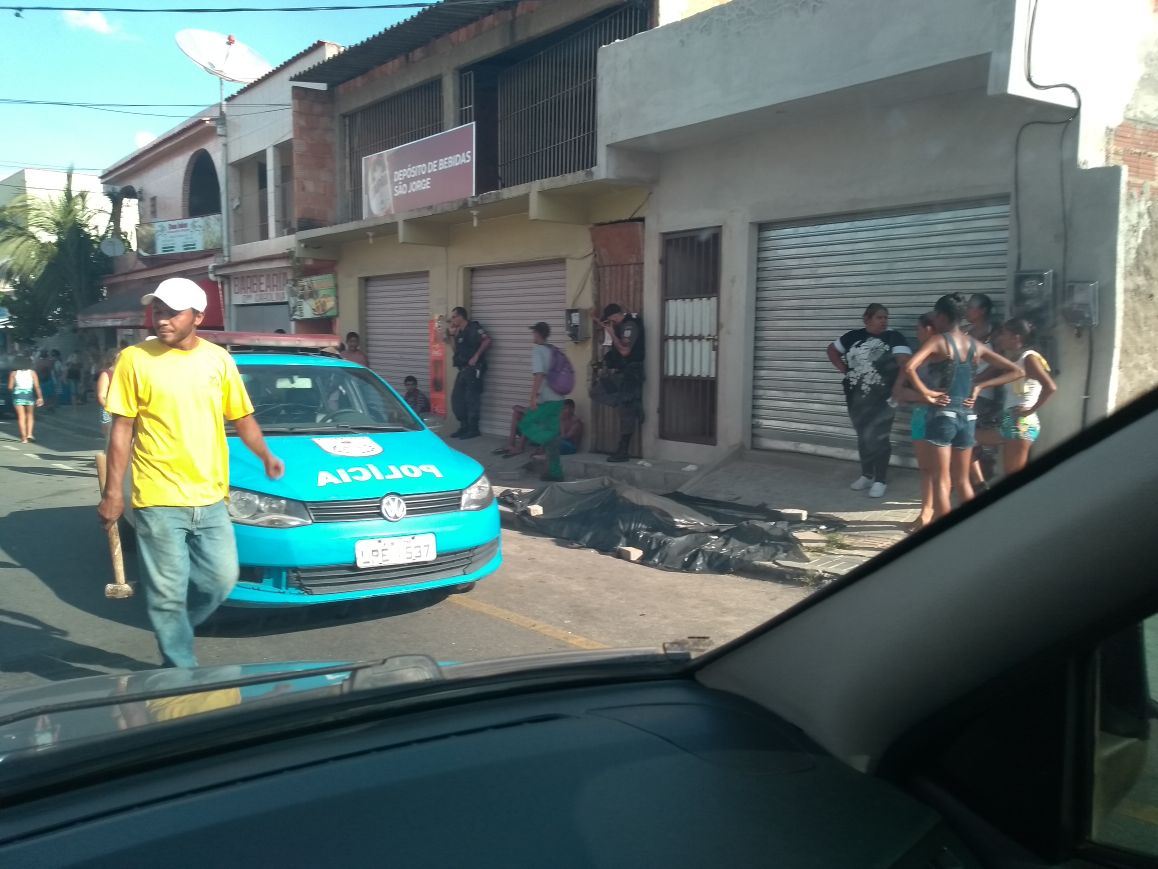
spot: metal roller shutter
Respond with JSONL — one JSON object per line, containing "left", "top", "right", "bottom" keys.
{"left": 752, "top": 201, "right": 1009, "bottom": 461}
{"left": 469, "top": 260, "right": 567, "bottom": 436}
{"left": 364, "top": 273, "right": 430, "bottom": 396}
{"left": 233, "top": 303, "right": 290, "bottom": 333}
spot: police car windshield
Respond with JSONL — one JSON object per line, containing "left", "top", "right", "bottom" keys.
{"left": 235, "top": 365, "right": 422, "bottom": 434}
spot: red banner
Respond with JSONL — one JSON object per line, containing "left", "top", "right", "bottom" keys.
{"left": 428, "top": 318, "right": 447, "bottom": 417}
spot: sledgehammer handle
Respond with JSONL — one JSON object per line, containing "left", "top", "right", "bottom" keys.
{"left": 95, "top": 452, "right": 130, "bottom": 593}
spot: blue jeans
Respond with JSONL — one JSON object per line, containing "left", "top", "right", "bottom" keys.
{"left": 135, "top": 501, "right": 238, "bottom": 668}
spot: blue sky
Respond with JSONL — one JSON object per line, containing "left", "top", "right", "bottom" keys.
{"left": 0, "top": 2, "right": 416, "bottom": 178}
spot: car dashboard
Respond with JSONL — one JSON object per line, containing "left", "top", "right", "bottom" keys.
{"left": 0, "top": 678, "right": 979, "bottom": 868}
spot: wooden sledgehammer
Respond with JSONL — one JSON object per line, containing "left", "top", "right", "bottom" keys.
{"left": 95, "top": 451, "right": 134, "bottom": 600}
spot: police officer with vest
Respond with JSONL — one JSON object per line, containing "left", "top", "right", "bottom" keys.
{"left": 590, "top": 303, "right": 645, "bottom": 463}
{"left": 446, "top": 306, "right": 491, "bottom": 439}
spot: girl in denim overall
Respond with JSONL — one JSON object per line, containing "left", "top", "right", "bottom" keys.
{"left": 898, "top": 294, "right": 1023, "bottom": 521}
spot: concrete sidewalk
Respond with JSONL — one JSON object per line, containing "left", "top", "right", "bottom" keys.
{"left": 32, "top": 406, "right": 917, "bottom": 575}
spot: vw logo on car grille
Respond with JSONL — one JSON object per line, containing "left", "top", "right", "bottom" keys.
{"left": 380, "top": 494, "right": 407, "bottom": 522}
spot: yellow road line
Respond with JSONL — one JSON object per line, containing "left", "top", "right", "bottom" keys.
{"left": 1118, "top": 799, "right": 1158, "bottom": 826}
{"left": 448, "top": 596, "right": 608, "bottom": 650}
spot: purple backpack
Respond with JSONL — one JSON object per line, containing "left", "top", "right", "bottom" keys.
{"left": 546, "top": 344, "right": 575, "bottom": 396}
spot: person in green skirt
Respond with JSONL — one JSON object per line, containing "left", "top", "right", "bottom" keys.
{"left": 518, "top": 321, "right": 566, "bottom": 482}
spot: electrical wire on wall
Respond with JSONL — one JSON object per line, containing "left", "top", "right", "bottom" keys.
{"left": 1011, "top": 0, "right": 1091, "bottom": 424}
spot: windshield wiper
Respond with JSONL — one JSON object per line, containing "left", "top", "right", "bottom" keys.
{"left": 0, "top": 658, "right": 451, "bottom": 732}
{"left": 0, "top": 649, "right": 690, "bottom": 730}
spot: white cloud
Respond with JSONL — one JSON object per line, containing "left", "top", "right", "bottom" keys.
{"left": 134, "top": 131, "right": 158, "bottom": 150}
{"left": 62, "top": 10, "right": 117, "bottom": 35}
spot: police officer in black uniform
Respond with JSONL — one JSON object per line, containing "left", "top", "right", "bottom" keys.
{"left": 591, "top": 303, "right": 645, "bottom": 462}
{"left": 446, "top": 306, "right": 491, "bottom": 439}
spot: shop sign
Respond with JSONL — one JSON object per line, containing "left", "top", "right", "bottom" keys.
{"left": 232, "top": 270, "right": 291, "bottom": 305}
{"left": 291, "top": 274, "right": 338, "bottom": 320}
{"left": 362, "top": 123, "right": 475, "bottom": 219}
{"left": 137, "top": 215, "right": 223, "bottom": 256}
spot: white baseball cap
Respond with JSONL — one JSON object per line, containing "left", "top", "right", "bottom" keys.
{"left": 141, "top": 278, "right": 208, "bottom": 313}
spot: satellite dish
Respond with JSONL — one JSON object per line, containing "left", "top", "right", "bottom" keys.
{"left": 176, "top": 29, "right": 272, "bottom": 84}
{"left": 100, "top": 237, "right": 127, "bottom": 257}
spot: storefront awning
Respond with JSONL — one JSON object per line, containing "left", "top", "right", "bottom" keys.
{"left": 77, "top": 291, "right": 146, "bottom": 329}
{"left": 80, "top": 279, "right": 225, "bottom": 330}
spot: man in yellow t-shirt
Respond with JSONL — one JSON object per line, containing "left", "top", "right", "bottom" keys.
{"left": 97, "top": 278, "right": 285, "bottom": 668}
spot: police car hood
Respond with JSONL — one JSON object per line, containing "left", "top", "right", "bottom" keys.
{"left": 228, "top": 431, "right": 485, "bottom": 501}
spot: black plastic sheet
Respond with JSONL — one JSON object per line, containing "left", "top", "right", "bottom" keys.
{"left": 498, "top": 478, "right": 825, "bottom": 575}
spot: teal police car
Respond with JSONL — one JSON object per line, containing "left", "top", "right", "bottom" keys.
{"left": 134, "top": 333, "right": 501, "bottom": 607}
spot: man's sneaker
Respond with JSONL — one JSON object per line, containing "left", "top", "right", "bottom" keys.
{"left": 850, "top": 475, "right": 872, "bottom": 491}
{"left": 606, "top": 451, "right": 629, "bottom": 463}
{"left": 449, "top": 429, "right": 465, "bottom": 438}
{"left": 869, "top": 481, "right": 887, "bottom": 498}
{"left": 540, "top": 472, "right": 565, "bottom": 483}
{"left": 458, "top": 429, "right": 480, "bottom": 440}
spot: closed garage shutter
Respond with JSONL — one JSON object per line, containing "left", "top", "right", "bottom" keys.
{"left": 233, "top": 303, "right": 290, "bottom": 333}
{"left": 365, "top": 273, "right": 430, "bottom": 396}
{"left": 752, "top": 201, "right": 1009, "bottom": 461}
{"left": 469, "top": 261, "right": 567, "bottom": 436}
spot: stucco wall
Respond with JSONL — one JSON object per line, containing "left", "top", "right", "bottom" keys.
{"left": 329, "top": 189, "right": 643, "bottom": 429}
{"left": 228, "top": 44, "right": 337, "bottom": 162}
{"left": 103, "top": 125, "right": 220, "bottom": 225}
{"left": 599, "top": 0, "right": 1009, "bottom": 151}
{"left": 637, "top": 88, "right": 1120, "bottom": 464}
{"left": 1117, "top": 193, "right": 1158, "bottom": 406}
{"left": 1112, "top": 32, "right": 1158, "bottom": 408}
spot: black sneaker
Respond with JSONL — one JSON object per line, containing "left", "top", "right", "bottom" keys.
{"left": 449, "top": 429, "right": 466, "bottom": 438}
{"left": 606, "top": 451, "right": 629, "bottom": 463}
{"left": 458, "top": 429, "right": 481, "bottom": 440}
{"left": 540, "top": 472, "right": 565, "bottom": 482}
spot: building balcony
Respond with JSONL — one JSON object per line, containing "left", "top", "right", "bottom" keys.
{"left": 595, "top": 0, "right": 1086, "bottom": 173}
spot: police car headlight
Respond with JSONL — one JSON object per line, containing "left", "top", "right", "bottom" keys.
{"left": 460, "top": 474, "right": 494, "bottom": 511}
{"left": 228, "top": 488, "right": 312, "bottom": 527}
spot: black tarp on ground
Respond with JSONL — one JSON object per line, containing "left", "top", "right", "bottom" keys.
{"left": 498, "top": 477, "right": 837, "bottom": 575}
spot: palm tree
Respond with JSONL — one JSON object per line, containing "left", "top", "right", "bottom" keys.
{"left": 0, "top": 174, "right": 110, "bottom": 340}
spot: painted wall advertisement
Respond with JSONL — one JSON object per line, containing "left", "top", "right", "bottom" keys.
{"left": 137, "top": 214, "right": 223, "bottom": 256}
{"left": 291, "top": 273, "right": 338, "bottom": 320}
{"left": 362, "top": 123, "right": 475, "bottom": 219}
{"left": 232, "top": 269, "right": 291, "bottom": 305}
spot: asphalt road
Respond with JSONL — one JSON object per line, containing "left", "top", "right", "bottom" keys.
{"left": 0, "top": 415, "right": 810, "bottom": 693}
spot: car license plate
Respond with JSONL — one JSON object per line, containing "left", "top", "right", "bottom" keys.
{"left": 355, "top": 534, "right": 437, "bottom": 569}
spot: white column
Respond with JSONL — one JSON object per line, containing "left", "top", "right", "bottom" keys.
{"left": 266, "top": 145, "right": 281, "bottom": 238}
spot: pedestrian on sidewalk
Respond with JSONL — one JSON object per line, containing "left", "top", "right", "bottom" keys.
{"left": 590, "top": 303, "right": 645, "bottom": 463}
{"left": 963, "top": 293, "right": 1002, "bottom": 489}
{"left": 892, "top": 313, "right": 940, "bottom": 530}
{"left": 446, "top": 306, "right": 491, "bottom": 440}
{"left": 50, "top": 350, "right": 65, "bottom": 407}
{"left": 992, "top": 318, "right": 1057, "bottom": 476}
{"left": 35, "top": 351, "right": 55, "bottom": 412}
{"left": 65, "top": 352, "right": 83, "bottom": 406}
{"left": 826, "top": 303, "right": 912, "bottom": 498}
{"left": 341, "top": 331, "right": 369, "bottom": 367}
{"left": 560, "top": 399, "right": 584, "bottom": 454}
{"left": 402, "top": 375, "right": 431, "bottom": 415}
{"left": 96, "top": 348, "right": 119, "bottom": 443}
{"left": 7, "top": 356, "right": 44, "bottom": 443}
{"left": 97, "top": 278, "right": 285, "bottom": 669}
{"left": 517, "top": 321, "right": 567, "bottom": 482}
{"left": 899, "top": 293, "right": 1023, "bottom": 521}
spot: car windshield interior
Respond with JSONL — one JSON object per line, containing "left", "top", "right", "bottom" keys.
{"left": 235, "top": 365, "right": 421, "bottom": 433}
